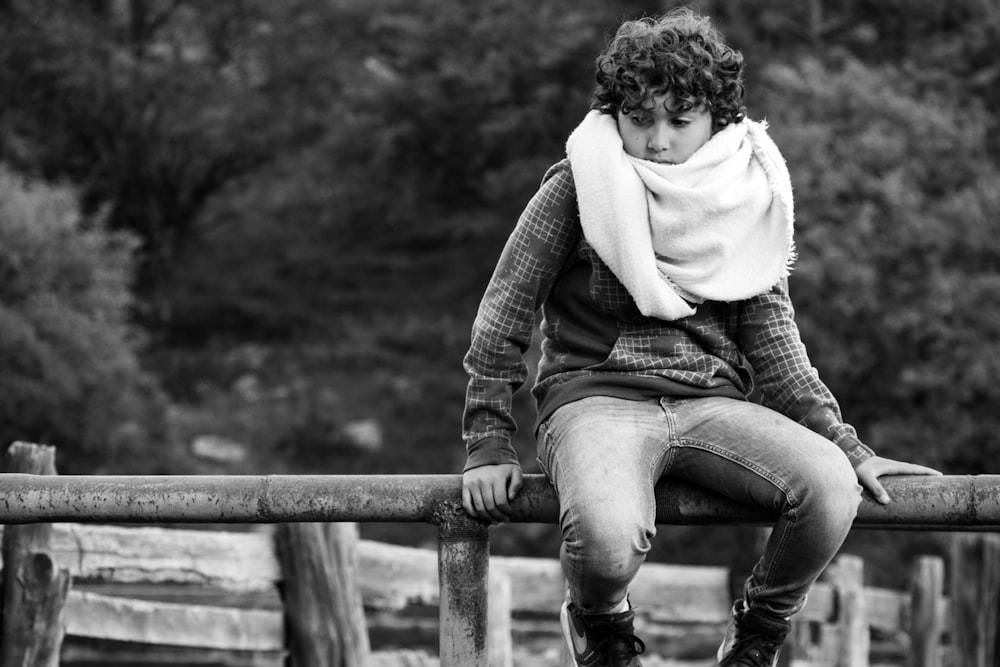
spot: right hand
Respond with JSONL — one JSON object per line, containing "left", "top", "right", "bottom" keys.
{"left": 462, "top": 463, "right": 523, "bottom": 523}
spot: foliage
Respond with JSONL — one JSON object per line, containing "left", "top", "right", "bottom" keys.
{"left": 1, "top": 0, "right": 999, "bottom": 573}
{"left": 0, "top": 0, "right": 360, "bottom": 321}
{"left": 0, "top": 166, "right": 171, "bottom": 473}
{"left": 161, "top": 0, "right": 628, "bottom": 340}
{"left": 756, "top": 55, "right": 1000, "bottom": 473}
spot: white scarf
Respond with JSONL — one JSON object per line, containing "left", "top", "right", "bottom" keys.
{"left": 565, "top": 110, "right": 796, "bottom": 321}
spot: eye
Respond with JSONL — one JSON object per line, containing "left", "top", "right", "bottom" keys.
{"left": 628, "top": 113, "right": 653, "bottom": 127}
{"left": 671, "top": 117, "right": 692, "bottom": 128}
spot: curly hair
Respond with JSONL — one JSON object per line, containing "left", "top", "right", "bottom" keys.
{"left": 592, "top": 8, "right": 746, "bottom": 131}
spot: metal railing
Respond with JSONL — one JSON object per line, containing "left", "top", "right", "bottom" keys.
{"left": 2, "top": 472, "right": 1000, "bottom": 665}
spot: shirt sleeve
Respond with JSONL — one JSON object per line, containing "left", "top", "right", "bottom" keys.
{"left": 738, "top": 277, "right": 876, "bottom": 466}
{"left": 462, "top": 162, "right": 580, "bottom": 471}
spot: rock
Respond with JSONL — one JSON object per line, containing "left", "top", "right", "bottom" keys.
{"left": 191, "top": 435, "right": 248, "bottom": 463}
{"left": 342, "top": 419, "right": 383, "bottom": 452}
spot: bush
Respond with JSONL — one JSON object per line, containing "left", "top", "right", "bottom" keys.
{"left": 756, "top": 56, "right": 1000, "bottom": 473}
{"left": 0, "top": 166, "right": 172, "bottom": 473}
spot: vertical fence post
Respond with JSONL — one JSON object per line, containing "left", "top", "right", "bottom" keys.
{"left": 488, "top": 570, "right": 513, "bottom": 667}
{"left": 950, "top": 533, "right": 1000, "bottom": 667}
{"left": 437, "top": 506, "right": 490, "bottom": 667}
{"left": 829, "top": 554, "right": 868, "bottom": 667}
{"left": 0, "top": 442, "right": 71, "bottom": 667}
{"left": 327, "top": 522, "right": 372, "bottom": 666}
{"left": 276, "top": 522, "right": 370, "bottom": 666}
{"left": 908, "top": 555, "right": 945, "bottom": 667}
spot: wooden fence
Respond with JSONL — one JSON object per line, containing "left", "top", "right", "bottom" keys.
{"left": 1, "top": 519, "right": 997, "bottom": 666}
{"left": 2, "top": 441, "right": 1000, "bottom": 666}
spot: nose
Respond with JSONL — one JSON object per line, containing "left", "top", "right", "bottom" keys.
{"left": 647, "top": 121, "right": 671, "bottom": 153}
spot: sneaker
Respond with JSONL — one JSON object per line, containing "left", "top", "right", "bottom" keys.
{"left": 560, "top": 600, "right": 645, "bottom": 666}
{"left": 716, "top": 599, "right": 790, "bottom": 666}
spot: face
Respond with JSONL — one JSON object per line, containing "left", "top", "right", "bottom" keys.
{"left": 616, "top": 94, "right": 714, "bottom": 165}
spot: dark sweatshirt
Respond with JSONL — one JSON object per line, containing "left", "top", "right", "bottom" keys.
{"left": 462, "top": 160, "right": 873, "bottom": 472}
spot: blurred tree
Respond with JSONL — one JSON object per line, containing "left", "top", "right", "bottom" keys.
{"left": 341, "top": 0, "right": 601, "bottom": 211}
{"left": 162, "top": 0, "right": 628, "bottom": 338}
{"left": 0, "top": 0, "right": 365, "bottom": 324}
{"left": 756, "top": 55, "right": 1000, "bottom": 473}
{"left": 2, "top": 0, "right": 998, "bottom": 485}
{"left": 689, "top": 0, "right": 1000, "bottom": 156}
{"left": 0, "top": 166, "right": 171, "bottom": 472}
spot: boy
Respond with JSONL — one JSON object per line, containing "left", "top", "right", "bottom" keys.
{"left": 461, "top": 8, "right": 940, "bottom": 667}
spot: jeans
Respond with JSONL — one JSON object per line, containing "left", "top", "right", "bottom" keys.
{"left": 536, "top": 395, "right": 862, "bottom": 618}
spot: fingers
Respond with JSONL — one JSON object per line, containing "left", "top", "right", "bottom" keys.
{"left": 872, "top": 459, "right": 943, "bottom": 477}
{"left": 464, "top": 483, "right": 505, "bottom": 523}
{"left": 461, "top": 486, "right": 477, "bottom": 518}
{"left": 856, "top": 467, "right": 889, "bottom": 504}
{"left": 508, "top": 467, "right": 524, "bottom": 499}
{"left": 861, "top": 477, "right": 891, "bottom": 505}
{"left": 897, "top": 463, "right": 943, "bottom": 476}
{"left": 855, "top": 456, "right": 945, "bottom": 505}
{"left": 881, "top": 465, "right": 941, "bottom": 478}
{"left": 488, "top": 478, "right": 513, "bottom": 523}
{"left": 462, "top": 471, "right": 519, "bottom": 523}
{"left": 872, "top": 484, "right": 890, "bottom": 504}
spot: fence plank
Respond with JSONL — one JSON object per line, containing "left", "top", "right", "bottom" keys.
{"left": 369, "top": 650, "right": 439, "bottom": 667}
{"left": 6, "top": 524, "right": 734, "bottom": 621}
{"left": 0, "top": 524, "right": 280, "bottom": 592}
{"left": 50, "top": 523, "right": 280, "bottom": 591}
{"left": 864, "top": 587, "right": 907, "bottom": 635}
{"left": 358, "top": 539, "right": 439, "bottom": 610}
{"left": 64, "top": 589, "right": 282, "bottom": 650}
{"left": 355, "top": 540, "right": 732, "bottom": 623}
{"left": 60, "top": 641, "right": 285, "bottom": 666}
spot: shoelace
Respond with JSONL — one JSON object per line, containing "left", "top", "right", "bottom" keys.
{"left": 595, "top": 630, "right": 645, "bottom": 664}
{"left": 726, "top": 630, "right": 781, "bottom": 666}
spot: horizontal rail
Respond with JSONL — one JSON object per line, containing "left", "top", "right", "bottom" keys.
{"left": 1, "top": 473, "right": 999, "bottom": 530}
{"left": 4, "top": 469, "right": 1000, "bottom": 667}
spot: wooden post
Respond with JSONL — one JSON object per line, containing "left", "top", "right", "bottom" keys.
{"left": 0, "top": 442, "right": 71, "bottom": 667}
{"left": 488, "top": 570, "right": 513, "bottom": 667}
{"left": 908, "top": 555, "right": 945, "bottom": 667}
{"left": 949, "top": 533, "right": 1000, "bottom": 667}
{"left": 276, "top": 522, "right": 370, "bottom": 667}
{"left": 829, "top": 554, "right": 868, "bottom": 667}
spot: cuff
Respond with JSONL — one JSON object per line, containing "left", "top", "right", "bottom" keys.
{"left": 463, "top": 435, "right": 521, "bottom": 472}
{"left": 802, "top": 406, "right": 876, "bottom": 468}
{"left": 842, "top": 439, "right": 876, "bottom": 468}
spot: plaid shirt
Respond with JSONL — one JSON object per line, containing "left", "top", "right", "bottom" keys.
{"left": 463, "top": 160, "right": 873, "bottom": 471}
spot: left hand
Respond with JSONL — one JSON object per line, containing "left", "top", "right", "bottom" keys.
{"left": 854, "top": 455, "right": 942, "bottom": 505}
